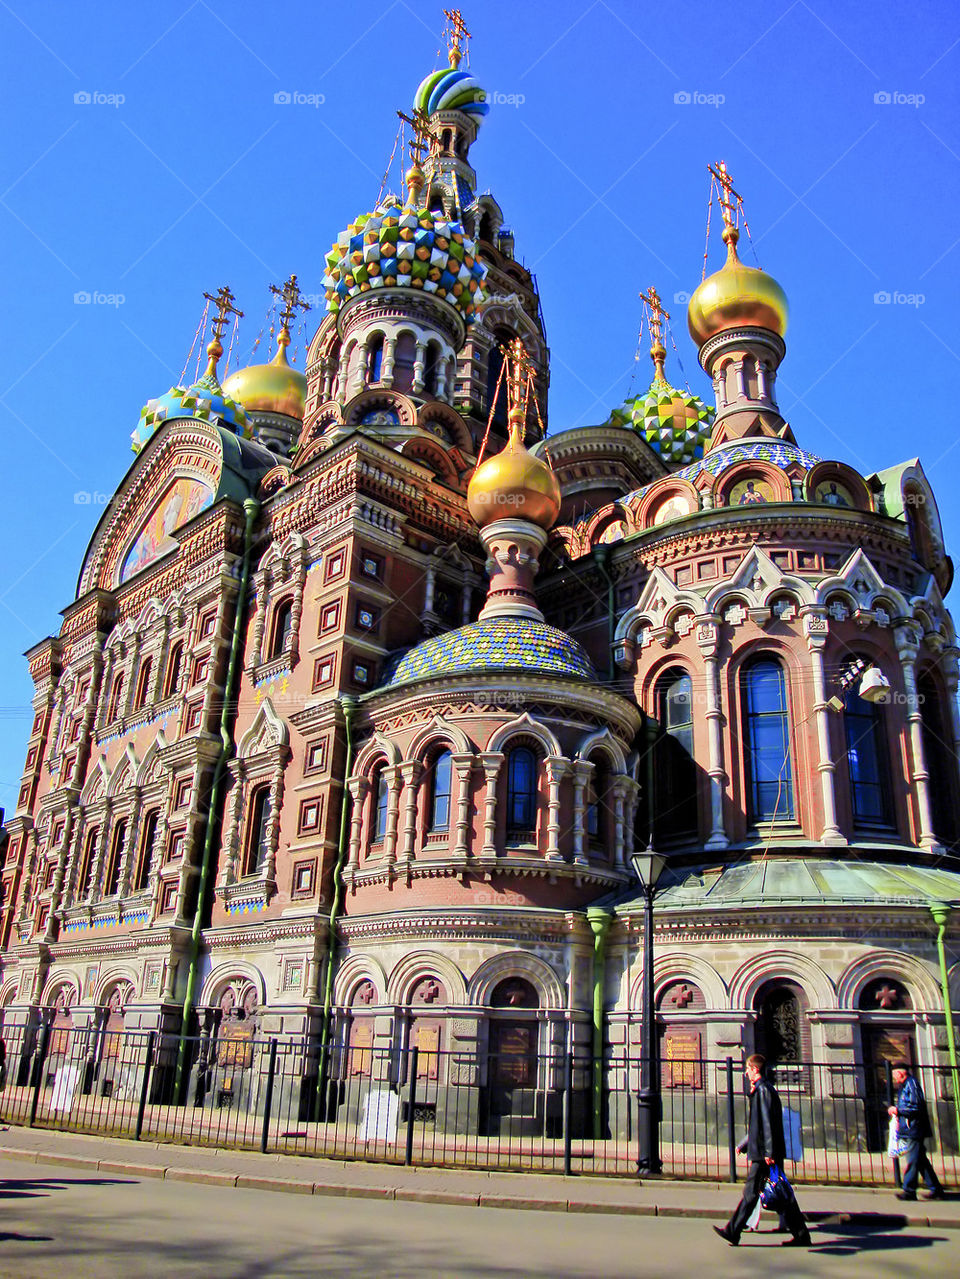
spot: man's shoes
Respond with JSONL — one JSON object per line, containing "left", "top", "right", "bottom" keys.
{"left": 923, "top": 1188, "right": 946, "bottom": 1200}
{"left": 712, "top": 1225, "right": 738, "bottom": 1246}
{"left": 895, "top": 1192, "right": 917, "bottom": 1201}
{"left": 781, "top": 1233, "right": 812, "bottom": 1247}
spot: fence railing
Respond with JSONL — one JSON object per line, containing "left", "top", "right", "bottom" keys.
{"left": 1, "top": 1020, "right": 957, "bottom": 1184}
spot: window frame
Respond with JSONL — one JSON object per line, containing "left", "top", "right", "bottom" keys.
{"left": 741, "top": 656, "right": 796, "bottom": 825}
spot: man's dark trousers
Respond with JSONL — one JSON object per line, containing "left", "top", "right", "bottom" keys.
{"left": 901, "top": 1138, "right": 943, "bottom": 1197}
{"left": 727, "top": 1162, "right": 807, "bottom": 1241}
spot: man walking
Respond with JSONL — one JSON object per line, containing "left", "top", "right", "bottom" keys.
{"left": 888, "top": 1061, "right": 945, "bottom": 1201}
{"left": 713, "top": 1053, "right": 811, "bottom": 1247}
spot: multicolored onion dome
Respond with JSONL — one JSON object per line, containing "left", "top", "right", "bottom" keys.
{"left": 386, "top": 617, "right": 596, "bottom": 688}
{"left": 132, "top": 364, "right": 250, "bottom": 454}
{"left": 609, "top": 375, "right": 715, "bottom": 466}
{"left": 467, "top": 429, "right": 561, "bottom": 530}
{"left": 414, "top": 67, "right": 489, "bottom": 120}
{"left": 688, "top": 226, "right": 789, "bottom": 347}
{"left": 323, "top": 199, "right": 487, "bottom": 322}
{"left": 222, "top": 332, "right": 307, "bottom": 421}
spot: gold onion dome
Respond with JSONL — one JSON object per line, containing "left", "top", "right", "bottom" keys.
{"left": 467, "top": 408, "right": 561, "bottom": 530}
{"left": 222, "top": 327, "right": 307, "bottom": 421}
{"left": 687, "top": 225, "right": 788, "bottom": 347}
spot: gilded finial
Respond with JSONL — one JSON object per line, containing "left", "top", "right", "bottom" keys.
{"left": 201, "top": 285, "right": 244, "bottom": 378}
{"left": 268, "top": 273, "right": 311, "bottom": 364}
{"left": 397, "top": 107, "right": 435, "bottom": 207}
{"left": 638, "top": 285, "right": 670, "bottom": 385}
{"left": 443, "top": 8, "right": 471, "bottom": 68}
{"left": 708, "top": 160, "right": 744, "bottom": 255}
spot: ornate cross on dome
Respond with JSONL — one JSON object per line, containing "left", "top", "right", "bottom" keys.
{"left": 397, "top": 107, "right": 435, "bottom": 168}
{"left": 443, "top": 8, "right": 471, "bottom": 68}
{"left": 639, "top": 285, "right": 670, "bottom": 381}
{"left": 203, "top": 285, "right": 244, "bottom": 341}
{"left": 709, "top": 161, "right": 743, "bottom": 231}
{"left": 269, "top": 274, "right": 311, "bottom": 329}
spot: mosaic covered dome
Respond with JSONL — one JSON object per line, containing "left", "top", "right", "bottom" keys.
{"left": 688, "top": 226, "right": 788, "bottom": 347}
{"left": 386, "top": 618, "right": 597, "bottom": 687}
{"left": 608, "top": 375, "right": 715, "bottom": 467}
{"left": 132, "top": 365, "right": 250, "bottom": 454}
{"left": 323, "top": 199, "right": 487, "bottom": 323}
{"left": 414, "top": 67, "right": 489, "bottom": 120}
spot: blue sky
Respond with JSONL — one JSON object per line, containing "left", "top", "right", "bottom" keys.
{"left": 1, "top": 0, "right": 959, "bottom": 813}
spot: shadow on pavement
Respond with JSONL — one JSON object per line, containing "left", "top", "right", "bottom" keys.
{"left": 0, "top": 1231, "right": 54, "bottom": 1242}
{"left": 0, "top": 1177, "right": 133, "bottom": 1201}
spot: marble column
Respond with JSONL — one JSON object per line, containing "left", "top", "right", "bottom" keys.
{"left": 478, "top": 753, "right": 503, "bottom": 860}
{"left": 698, "top": 619, "right": 729, "bottom": 850}
{"left": 451, "top": 753, "right": 475, "bottom": 859}
{"left": 397, "top": 761, "right": 422, "bottom": 864}
{"left": 895, "top": 624, "right": 940, "bottom": 851}
{"left": 803, "top": 609, "right": 846, "bottom": 845}
{"left": 544, "top": 756, "right": 568, "bottom": 861}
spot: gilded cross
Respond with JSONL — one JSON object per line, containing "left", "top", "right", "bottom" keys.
{"left": 269, "top": 273, "right": 311, "bottom": 328}
{"left": 708, "top": 160, "right": 743, "bottom": 231}
{"left": 202, "top": 285, "right": 244, "bottom": 341}
{"left": 638, "top": 285, "right": 670, "bottom": 346}
{"left": 443, "top": 8, "right": 471, "bottom": 67}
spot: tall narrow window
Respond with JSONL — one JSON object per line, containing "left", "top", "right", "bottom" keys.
{"left": 244, "top": 787, "right": 271, "bottom": 875}
{"left": 134, "top": 811, "right": 159, "bottom": 892}
{"left": 367, "top": 334, "right": 384, "bottom": 384}
{"left": 164, "top": 641, "right": 183, "bottom": 698}
{"left": 423, "top": 344, "right": 440, "bottom": 397}
{"left": 844, "top": 673, "right": 894, "bottom": 830}
{"left": 429, "top": 750, "right": 452, "bottom": 832}
{"left": 77, "top": 827, "right": 99, "bottom": 899}
{"left": 104, "top": 820, "right": 126, "bottom": 897}
{"left": 133, "top": 658, "right": 152, "bottom": 711}
{"left": 107, "top": 674, "right": 124, "bottom": 723}
{"left": 269, "top": 600, "right": 293, "bottom": 660}
{"left": 742, "top": 658, "right": 794, "bottom": 823}
{"left": 506, "top": 746, "right": 537, "bottom": 835}
{"left": 585, "top": 758, "right": 608, "bottom": 842}
{"left": 655, "top": 668, "right": 698, "bottom": 844}
{"left": 374, "top": 768, "right": 389, "bottom": 842}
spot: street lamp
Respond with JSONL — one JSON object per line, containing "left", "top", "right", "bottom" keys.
{"left": 631, "top": 845, "right": 666, "bottom": 1175}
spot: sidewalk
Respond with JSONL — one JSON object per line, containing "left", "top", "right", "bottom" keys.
{"left": 1, "top": 1123, "right": 957, "bottom": 1232}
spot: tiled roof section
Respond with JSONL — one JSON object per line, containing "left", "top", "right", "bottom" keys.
{"left": 618, "top": 439, "right": 822, "bottom": 510}
{"left": 385, "top": 618, "right": 597, "bottom": 687}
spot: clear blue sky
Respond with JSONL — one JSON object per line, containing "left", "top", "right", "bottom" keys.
{"left": 2, "top": 0, "right": 959, "bottom": 814}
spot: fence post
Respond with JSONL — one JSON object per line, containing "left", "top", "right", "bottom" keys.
{"left": 135, "top": 1030, "right": 156, "bottom": 1141}
{"left": 27, "top": 1018, "right": 53, "bottom": 1129}
{"left": 886, "top": 1060, "right": 901, "bottom": 1188}
{"left": 404, "top": 1045, "right": 419, "bottom": 1167}
{"left": 562, "top": 1048, "right": 573, "bottom": 1177}
{"left": 260, "top": 1038, "right": 278, "bottom": 1155}
{"left": 725, "top": 1056, "right": 737, "bottom": 1183}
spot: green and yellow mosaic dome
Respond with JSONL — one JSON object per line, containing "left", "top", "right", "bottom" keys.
{"left": 386, "top": 618, "right": 597, "bottom": 688}
{"left": 608, "top": 374, "right": 715, "bottom": 467}
{"left": 323, "top": 199, "right": 487, "bottom": 323}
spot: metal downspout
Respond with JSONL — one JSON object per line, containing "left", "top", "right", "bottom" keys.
{"left": 586, "top": 906, "right": 611, "bottom": 1139}
{"left": 930, "top": 902, "right": 960, "bottom": 1147}
{"left": 174, "top": 497, "right": 259, "bottom": 1094}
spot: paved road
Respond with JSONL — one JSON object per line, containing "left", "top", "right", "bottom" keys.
{"left": 0, "top": 1153, "right": 957, "bottom": 1279}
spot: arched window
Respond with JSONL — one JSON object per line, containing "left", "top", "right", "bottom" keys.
{"left": 585, "top": 756, "right": 609, "bottom": 843}
{"left": 844, "top": 669, "right": 894, "bottom": 830}
{"left": 103, "top": 819, "right": 126, "bottom": 897}
{"left": 244, "top": 786, "right": 271, "bottom": 875}
{"left": 654, "top": 668, "right": 698, "bottom": 844}
{"left": 269, "top": 599, "right": 294, "bottom": 660}
{"left": 742, "top": 658, "right": 794, "bottom": 823}
{"left": 755, "top": 981, "right": 806, "bottom": 1066}
{"left": 429, "top": 750, "right": 452, "bottom": 832}
{"left": 918, "top": 670, "right": 958, "bottom": 846}
{"left": 107, "top": 673, "right": 124, "bottom": 723}
{"left": 367, "top": 334, "right": 384, "bottom": 384}
{"left": 133, "top": 657, "right": 152, "bottom": 711}
{"left": 373, "top": 767, "right": 389, "bottom": 842}
{"left": 423, "top": 344, "right": 440, "bottom": 397}
{"left": 163, "top": 641, "right": 183, "bottom": 698}
{"left": 134, "top": 811, "right": 158, "bottom": 892}
{"left": 506, "top": 746, "right": 537, "bottom": 836}
{"left": 77, "top": 826, "right": 99, "bottom": 899}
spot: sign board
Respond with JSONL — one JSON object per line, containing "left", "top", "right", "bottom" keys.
{"left": 663, "top": 1031, "right": 702, "bottom": 1089}
{"left": 359, "top": 1087, "right": 399, "bottom": 1143}
{"left": 50, "top": 1063, "right": 80, "bottom": 1114}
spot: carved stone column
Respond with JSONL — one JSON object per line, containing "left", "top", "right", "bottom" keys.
{"left": 544, "top": 756, "right": 569, "bottom": 861}
{"left": 478, "top": 752, "right": 503, "bottom": 860}
{"left": 451, "top": 753, "right": 475, "bottom": 859}
{"left": 570, "top": 760, "right": 591, "bottom": 866}
{"left": 895, "top": 624, "right": 940, "bottom": 851}
{"left": 610, "top": 776, "right": 630, "bottom": 870}
{"left": 622, "top": 776, "right": 641, "bottom": 869}
{"left": 346, "top": 777, "right": 369, "bottom": 870}
{"left": 802, "top": 609, "right": 846, "bottom": 845}
{"left": 381, "top": 336, "right": 397, "bottom": 387}
{"left": 397, "top": 760, "right": 423, "bottom": 864}
{"left": 382, "top": 765, "right": 402, "bottom": 865}
{"left": 412, "top": 341, "right": 425, "bottom": 394}
{"left": 942, "top": 649, "right": 960, "bottom": 791}
{"left": 698, "top": 618, "right": 729, "bottom": 850}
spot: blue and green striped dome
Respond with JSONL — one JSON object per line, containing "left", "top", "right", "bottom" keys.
{"left": 414, "top": 67, "right": 489, "bottom": 120}
{"left": 386, "top": 618, "right": 596, "bottom": 688}
{"left": 132, "top": 368, "right": 250, "bottom": 454}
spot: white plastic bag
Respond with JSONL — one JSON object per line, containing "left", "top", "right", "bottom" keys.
{"left": 745, "top": 1200, "right": 762, "bottom": 1231}
{"left": 887, "top": 1115, "right": 900, "bottom": 1160}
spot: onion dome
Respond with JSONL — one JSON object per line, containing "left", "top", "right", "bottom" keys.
{"left": 386, "top": 617, "right": 596, "bottom": 687}
{"left": 609, "top": 342, "right": 715, "bottom": 466}
{"left": 467, "top": 415, "right": 561, "bottom": 530}
{"left": 222, "top": 326, "right": 306, "bottom": 421}
{"left": 322, "top": 197, "right": 486, "bottom": 323}
{"left": 414, "top": 67, "right": 489, "bottom": 121}
{"left": 687, "top": 225, "right": 788, "bottom": 347}
{"left": 132, "top": 337, "right": 250, "bottom": 454}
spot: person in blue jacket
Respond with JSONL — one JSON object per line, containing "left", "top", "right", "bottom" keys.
{"left": 888, "top": 1061, "right": 945, "bottom": 1201}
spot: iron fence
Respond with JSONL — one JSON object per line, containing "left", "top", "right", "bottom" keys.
{"left": 1, "top": 1019, "right": 957, "bottom": 1184}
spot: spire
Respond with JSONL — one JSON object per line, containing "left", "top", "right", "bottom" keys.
{"left": 201, "top": 285, "right": 243, "bottom": 382}
{"left": 638, "top": 285, "right": 670, "bottom": 387}
{"left": 443, "top": 7, "right": 471, "bottom": 68}
{"left": 268, "top": 273, "right": 311, "bottom": 364}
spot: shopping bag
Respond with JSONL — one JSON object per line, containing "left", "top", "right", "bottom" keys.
{"left": 887, "top": 1116, "right": 900, "bottom": 1160}
{"left": 760, "top": 1163, "right": 795, "bottom": 1211}
{"left": 745, "top": 1200, "right": 763, "bottom": 1231}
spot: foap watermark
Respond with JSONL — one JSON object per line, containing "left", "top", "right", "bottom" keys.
{"left": 274, "top": 90, "right": 325, "bottom": 107}
{"left": 472, "top": 491, "right": 531, "bottom": 512}
{"left": 674, "top": 290, "right": 691, "bottom": 305}
{"left": 674, "top": 90, "right": 725, "bottom": 108}
{"left": 74, "top": 90, "right": 125, "bottom": 108}
{"left": 74, "top": 290, "right": 125, "bottom": 307}
{"left": 874, "top": 90, "right": 924, "bottom": 108}
{"left": 481, "top": 90, "right": 525, "bottom": 107}
{"left": 874, "top": 290, "right": 925, "bottom": 307}
{"left": 74, "top": 491, "right": 115, "bottom": 507}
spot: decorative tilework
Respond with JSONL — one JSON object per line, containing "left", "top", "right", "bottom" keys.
{"left": 608, "top": 377, "right": 714, "bottom": 467}
{"left": 132, "top": 367, "right": 250, "bottom": 454}
{"left": 386, "top": 618, "right": 597, "bottom": 687}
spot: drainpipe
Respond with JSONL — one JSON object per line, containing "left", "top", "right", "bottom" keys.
{"left": 314, "top": 695, "right": 357, "bottom": 1115}
{"left": 591, "top": 545, "right": 616, "bottom": 683}
{"left": 586, "top": 906, "right": 611, "bottom": 1139}
{"left": 930, "top": 902, "right": 960, "bottom": 1148}
{"left": 174, "top": 497, "right": 259, "bottom": 1095}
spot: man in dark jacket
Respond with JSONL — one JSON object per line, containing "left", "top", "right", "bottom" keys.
{"left": 888, "top": 1062, "right": 944, "bottom": 1201}
{"left": 713, "top": 1053, "right": 811, "bottom": 1247}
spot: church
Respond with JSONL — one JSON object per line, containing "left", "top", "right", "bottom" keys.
{"left": 2, "top": 12, "right": 959, "bottom": 1154}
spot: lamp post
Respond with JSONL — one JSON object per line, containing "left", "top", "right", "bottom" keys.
{"left": 631, "top": 845, "right": 666, "bottom": 1175}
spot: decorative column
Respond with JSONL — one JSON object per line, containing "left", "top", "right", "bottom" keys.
{"left": 478, "top": 752, "right": 503, "bottom": 860}
{"left": 451, "top": 753, "right": 475, "bottom": 859}
{"left": 803, "top": 608, "right": 846, "bottom": 845}
{"left": 382, "top": 765, "right": 402, "bottom": 865}
{"left": 412, "top": 341, "right": 426, "bottom": 393}
{"left": 381, "top": 336, "right": 397, "bottom": 387}
{"left": 397, "top": 760, "right": 422, "bottom": 865}
{"left": 895, "top": 623, "right": 940, "bottom": 851}
{"left": 346, "top": 777, "right": 369, "bottom": 871}
{"left": 478, "top": 519, "right": 548, "bottom": 622}
{"left": 570, "top": 761, "right": 592, "bottom": 866}
{"left": 544, "top": 756, "right": 568, "bottom": 861}
{"left": 610, "top": 776, "right": 631, "bottom": 870}
{"left": 622, "top": 776, "right": 641, "bottom": 869}
{"left": 697, "top": 618, "right": 729, "bottom": 850}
